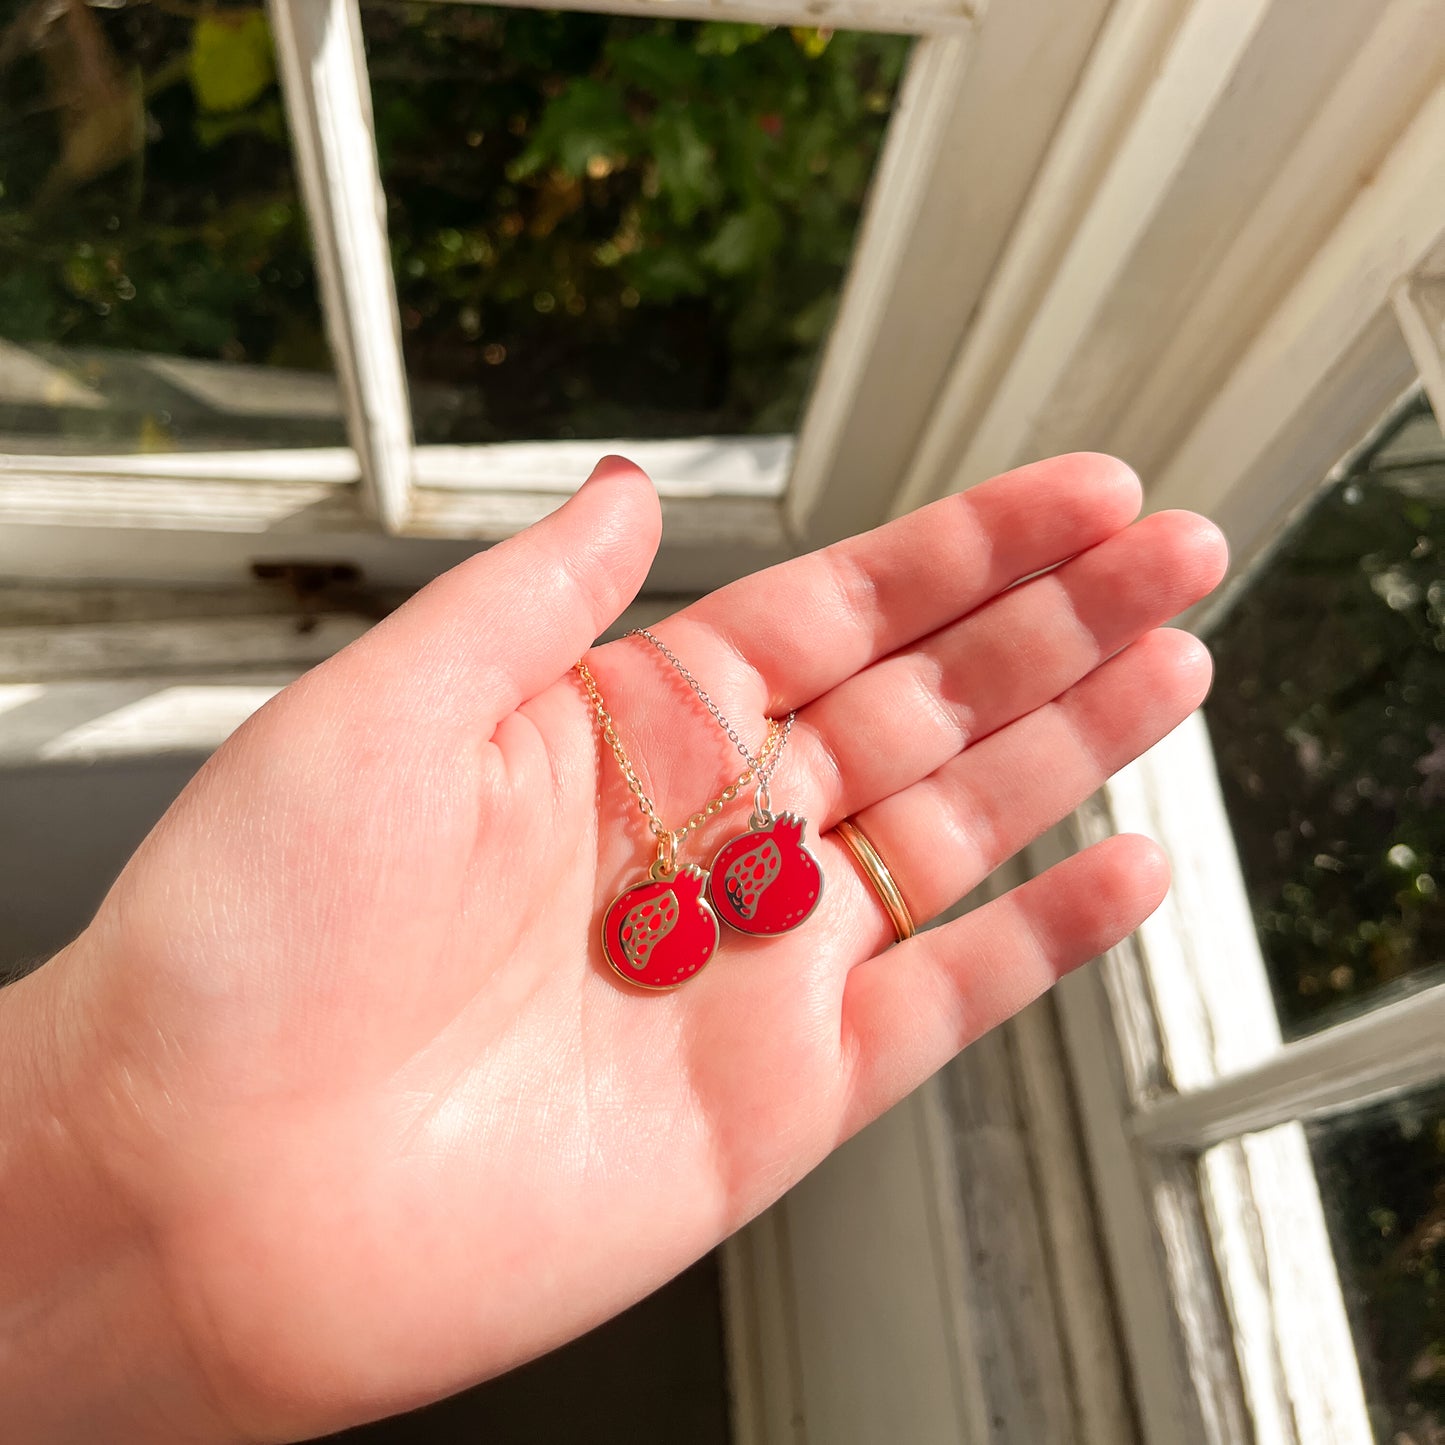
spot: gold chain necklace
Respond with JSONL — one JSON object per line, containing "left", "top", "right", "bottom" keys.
{"left": 574, "top": 659, "right": 783, "bottom": 876}
{"left": 627, "top": 628, "right": 794, "bottom": 814}
{"left": 575, "top": 655, "right": 790, "bottom": 991}
{"left": 630, "top": 628, "right": 824, "bottom": 938}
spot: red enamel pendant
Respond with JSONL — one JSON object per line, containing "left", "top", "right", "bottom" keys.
{"left": 602, "top": 864, "right": 720, "bottom": 990}
{"left": 709, "top": 812, "right": 823, "bottom": 935}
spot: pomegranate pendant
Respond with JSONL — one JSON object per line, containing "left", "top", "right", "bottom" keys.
{"left": 709, "top": 809, "right": 823, "bottom": 936}
{"left": 602, "top": 864, "right": 719, "bottom": 990}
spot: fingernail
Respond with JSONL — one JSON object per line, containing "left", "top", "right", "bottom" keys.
{"left": 583, "top": 454, "right": 635, "bottom": 486}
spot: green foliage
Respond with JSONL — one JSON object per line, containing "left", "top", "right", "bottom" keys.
{"left": 1206, "top": 401, "right": 1445, "bottom": 1036}
{"left": 362, "top": 4, "right": 909, "bottom": 441}
{"left": 0, "top": 0, "right": 905, "bottom": 448}
{"left": 188, "top": 11, "right": 276, "bottom": 115}
{"left": 507, "top": 78, "right": 633, "bottom": 181}
{"left": 0, "top": 0, "right": 329, "bottom": 447}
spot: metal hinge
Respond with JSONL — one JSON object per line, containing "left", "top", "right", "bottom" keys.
{"left": 249, "top": 559, "right": 369, "bottom": 633}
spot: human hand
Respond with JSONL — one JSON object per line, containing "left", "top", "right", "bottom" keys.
{"left": 4, "top": 453, "right": 1226, "bottom": 1440}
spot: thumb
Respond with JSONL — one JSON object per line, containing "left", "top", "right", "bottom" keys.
{"left": 341, "top": 455, "right": 662, "bottom": 736}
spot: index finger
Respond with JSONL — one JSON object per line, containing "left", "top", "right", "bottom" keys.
{"left": 663, "top": 452, "right": 1143, "bottom": 713}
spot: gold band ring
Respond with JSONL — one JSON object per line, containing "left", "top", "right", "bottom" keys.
{"left": 832, "top": 818, "right": 915, "bottom": 944}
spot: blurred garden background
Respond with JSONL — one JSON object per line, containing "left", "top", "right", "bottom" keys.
{"left": 0, "top": 0, "right": 906, "bottom": 450}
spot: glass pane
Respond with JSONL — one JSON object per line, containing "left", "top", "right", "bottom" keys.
{"left": 1306, "top": 1081, "right": 1445, "bottom": 1443}
{"left": 361, "top": 5, "right": 909, "bottom": 444}
{"left": 0, "top": 0, "right": 344, "bottom": 453}
{"left": 1205, "top": 392, "right": 1445, "bottom": 1039}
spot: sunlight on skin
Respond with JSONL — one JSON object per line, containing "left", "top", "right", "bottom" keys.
{"left": 0, "top": 453, "right": 1227, "bottom": 1442}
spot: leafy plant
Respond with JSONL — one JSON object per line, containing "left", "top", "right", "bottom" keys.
{"left": 361, "top": 4, "right": 908, "bottom": 441}
{"left": 0, "top": 0, "right": 907, "bottom": 448}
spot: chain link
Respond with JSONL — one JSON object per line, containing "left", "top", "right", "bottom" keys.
{"left": 575, "top": 659, "right": 783, "bottom": 846}
{"left": 629, "top": 627, "right": 794, "bottom": 788}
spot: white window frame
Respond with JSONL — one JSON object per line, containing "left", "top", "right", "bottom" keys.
{"left": 1044, "top": 375, "right": 1445, "bottom": 1445}
{"left": 1, "top": 0, "right": 1105, "bottom": 594}
{"left": 866, "top": 1, "right": 1445, "bottom": 1435}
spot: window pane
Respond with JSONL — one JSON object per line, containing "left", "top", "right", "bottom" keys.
{"left": 1307, "top": 1080, "right": 1445, "bottom": 1443}
{"left": 1205, "top": 393, "right": 1445, "bottom": 1039}
{"left": 361, "top": 5, "right": 909, "bottom": 444}
{"left": 0, "top": 0, "right": 344, "bottom": 453}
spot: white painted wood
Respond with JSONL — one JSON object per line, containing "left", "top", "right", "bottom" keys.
{"left": 417, "top": 0, "right": 974, "bottom": 38}
{"left": 941, "top": 1029, "right": 1090, "bottom": 1441}
{"left": 0, "top": 438, "right": 789, "bottom": 497}
{"left": 1112, "top": 0, "right": 1445, "bottom": 479}
{"left": 719, "top": 1216, "right": 807, "bottom": 1445}
{"left": 0, "top": 597, "right": 702, "bottom": 772}
{"left": 0, "top": 517, "right": 780, "bottom": 593}
{"left": 1058, "top": 856, "right": 1370, "bottom": 1445}
{"left": 899, "top": 0, "right": 1284, "bottom": 506}
{"left": 1062, "top": 713, "right": 1376, "bottom": 1445}
{"left": 1051, "top": 882, "right": 1237, "bottom": 1445}
{"left": 0, "top": 448, "right": 360, "bottom": 482}
{"left": 0, "top": 484, "right": 790, "bottom": 592}
{"left": 1150, "top": 79, "right": 1445, "bottom": 535}
{"left": 0, "top": 522, "right": 477, "bottom": 592}
{"left": 0, "top": 469, "right": 356, "bottom": 533}
{"left": 893, "top": 0, "right": 1445, "bottom": 539}
{"left": 1024, "top": 0, "right": 1408, "bottom": 470}
{"left": 784, "top": 34, "right": 972, "bottom": 541}
{"left": 1105, "top": 714, "right": 1288, "bottom": 1091}
{"left": 405, "top": 485, "right": 791, "bottom": 551}
{"left": 0, "top": 616, "right": 370, "bottom": 684}
{"left": 891, "top": 0, "right": 1193, "bottom": 515}
{"left": 788, "top": 0, "right": 1116, "bottom": 546}
{"left": 0, "top": 587, "right": 301, "bottom": 628}
{"left": 933, "top": 862, "right": 1141, "bottom": 1444}
{"left": 414, "top": 437, "right": 791, "bottom": 497}
{"left": 1007, "top": 998, "right": 1140, "bottom": 1444}
{"left": 268, "top": 0, "right": 414, "bottom": 532}
{"left": 1394, "top": 271, "right": 1445, "bottom": 425}
{"left": 777, "top": 1000, "right": 1140, "bottom": 1445}
{"left": 0, "top": 441, "right": 793, "bottom": 588}
{"left": 1199, "top": 312, "right": 1421, "bottom": 609}
{"left": 0, "top": 442, "right": 790, "bottom": 583}
{"left": 781, "top": 1085, "right": 984, "bottom": 1445}
{"left": 1200, "top": 1130, "right": 1372, "bottom": 1445}
{"left": 1132, "top": 984, "right": 1445, "bottom": 1153}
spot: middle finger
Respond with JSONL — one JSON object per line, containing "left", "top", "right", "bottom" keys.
{"left": 781, "top": 510, "right": 1226, "bottom": 829}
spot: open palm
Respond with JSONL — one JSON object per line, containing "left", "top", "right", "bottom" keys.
{"left": 55, "top": 454, "right": 1225, "bottom": 1441}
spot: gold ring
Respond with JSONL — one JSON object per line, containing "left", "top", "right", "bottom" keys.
{"left": 832, "top": 818, "right": 915, "bottom": 944}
